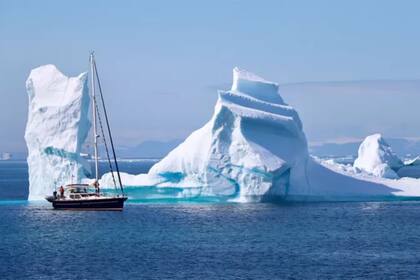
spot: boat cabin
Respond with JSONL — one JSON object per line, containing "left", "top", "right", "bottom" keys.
{"left": 54, "top": 184, "right": 99, "bottom": 200}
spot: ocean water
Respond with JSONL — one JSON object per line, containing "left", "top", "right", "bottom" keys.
{"left": 1, "top": 161, "right": 420, "bottom": 279}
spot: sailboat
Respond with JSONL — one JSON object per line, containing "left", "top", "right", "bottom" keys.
{"left": 46, "top": 53, "right": 127, "bottom": 210}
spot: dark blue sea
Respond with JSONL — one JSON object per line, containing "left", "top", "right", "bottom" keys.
{"left": 1, "top": 161, "right": 420, "bottom": 279}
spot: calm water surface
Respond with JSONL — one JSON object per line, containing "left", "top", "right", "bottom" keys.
{"left": 1, "top": 161, "right": 420, "bottom": 279}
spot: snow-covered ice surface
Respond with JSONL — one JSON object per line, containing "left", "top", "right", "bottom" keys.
{"left": 100, "top": 68, "right": 420, "bottom": 202}
{"left": 25, "top": 65, "right": 91, "bottom": 200}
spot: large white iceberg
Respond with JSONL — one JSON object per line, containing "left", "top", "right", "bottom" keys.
{"left": 353, "top": 134, "right": 403, "bottom": 179}
{"left": 147, "top": 67, "right": 308, "bottom": 200}
{"left": 101, "top": 68, "right": 420, "bottom": 202}
{"left": 25, "top": 65, "right": 91, "bottom": 200}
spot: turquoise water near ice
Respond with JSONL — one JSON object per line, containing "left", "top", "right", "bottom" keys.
{"left": 1, "top": 161, "right": 420, "bottom": 279}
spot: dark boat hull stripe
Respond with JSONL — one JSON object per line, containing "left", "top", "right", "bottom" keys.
{"left": 51, "top": 197, "right": 127, "bottom": 210}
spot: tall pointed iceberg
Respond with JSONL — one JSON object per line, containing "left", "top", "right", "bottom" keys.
{"left": 25, "top": 65, "right": 91, "bottom": 200}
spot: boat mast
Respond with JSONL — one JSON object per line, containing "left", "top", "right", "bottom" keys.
{"left": 92, "top": 59, "right": 125, "bottom": 195}
{"left": 90, "top": 52, "right": 99, "bottom": 182}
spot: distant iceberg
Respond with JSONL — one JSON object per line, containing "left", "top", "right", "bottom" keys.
{"left": 350, "top": 134, "right": 420, "bottom": 179}
{"left": 101, "top": 68, "right": 420, "bottom": 202}
{"left": 25, "top": 65, "right": 91, "bottom": 200}
{"left": 353, "top": 134, "right": 403, "bottom": 179}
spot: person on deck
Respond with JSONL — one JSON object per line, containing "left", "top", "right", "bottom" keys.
{"left": 59, "top": 185, "right": 64, "bottom": 198}
{"left": 94, "top": 181, "right": 100, "bottom": 195}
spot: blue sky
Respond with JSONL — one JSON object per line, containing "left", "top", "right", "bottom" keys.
{"left": 1, "top": 0, "right": 419, "bottom": 152}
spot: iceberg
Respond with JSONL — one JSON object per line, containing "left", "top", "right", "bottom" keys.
{"left": 144, "top": 67, "right": 309, "bottom": 201}
{"left": 25, "top": 65, "right": 91, "bottom": 200}
{"left": 101, "top": 67, "right": 420, "bottom": 202}
{"left": 353, "top": 134, "right": 403, "bottom": 179}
